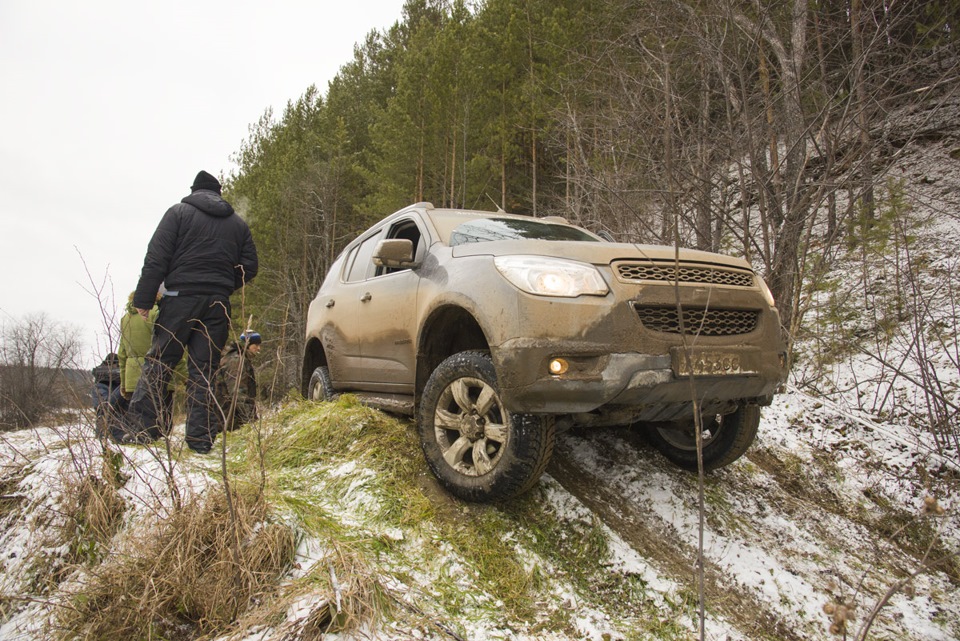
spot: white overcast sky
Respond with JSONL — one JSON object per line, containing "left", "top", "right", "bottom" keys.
{"left": 0, "top": 1, "right": 406, "bottom": 365}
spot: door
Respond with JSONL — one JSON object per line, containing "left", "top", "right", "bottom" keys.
{"left": 326, "top": 229, "right": 383, "bottom": 384}
{"left": 356, "top": 217, "right": 426, "bottom": 391}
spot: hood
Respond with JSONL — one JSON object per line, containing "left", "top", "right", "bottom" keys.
{"left": 451, "top": 239, "right": 753, "bottom": 271}
{"left": 182, "top": 190, "right": 235, "bottom": 218}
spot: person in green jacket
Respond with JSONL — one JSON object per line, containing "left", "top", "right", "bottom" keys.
{"left": 117, "top": 292, "right": 185, "bottom": 441}
{"left": 119, "top": 293, "right": 157, "bottom": 399}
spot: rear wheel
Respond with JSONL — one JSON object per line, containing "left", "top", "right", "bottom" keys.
{"left": 644, "top": 404, "right": 760, "bottom": 471}
{"left": 308, "top": 365, "right": 336, "bottom": 402}
{"left": 418, "top": 350, "right": 555, "bottom": 502}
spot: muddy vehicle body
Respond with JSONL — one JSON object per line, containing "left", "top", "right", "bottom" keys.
{"left": 303, "top": 203, "right": 788, "bottom": 501}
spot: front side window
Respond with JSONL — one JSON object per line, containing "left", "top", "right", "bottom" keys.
{"left": 377, "top": 219, "right": 424, "bottom": 276}
{"left": 450, "top": 217, "right": 599, "bottom": 246}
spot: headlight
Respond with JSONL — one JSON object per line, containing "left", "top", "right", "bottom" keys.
{"left": 757, "top": 275, "right": 776, "bottom": 307}
{"left": 494, "top": 256, "right": 609, "bottom": 297}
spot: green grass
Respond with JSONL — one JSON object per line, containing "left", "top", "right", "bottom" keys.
{"left": 37, "top": 396, "right": 715, "bottom": 639}
{"left": 223, "top": 397, "right": 680, "bottom": 635}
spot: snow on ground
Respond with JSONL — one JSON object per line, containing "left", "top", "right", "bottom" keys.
{"left": 554, "top": 384, "right": 958, "bottom": 640}
{"left": 0, "top": 422, "right": 217, "bottom": 640}
{"left": 0, "top": 370, "right": 957, "bottom": 641}
{"left": 2, "top": 100, "right": 959, "bottom": 641}
{"left": 3, "top": 276, "right": 959, "bottom": 641}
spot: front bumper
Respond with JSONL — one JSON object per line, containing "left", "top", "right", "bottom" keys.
{"left": 494, "top": 340, "right": 786, "bottom": 420}
{"left": 478, "top": 261, "right": 788, "bottom": 421}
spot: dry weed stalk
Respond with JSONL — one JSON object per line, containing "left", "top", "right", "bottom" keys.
{"left": 55, "top": 485, "right": 294, "bottom": 639}
{"left": 852, "top": 496, "right": 955, "bottom": 641}
{"left": 59, "top": 472, "right": 126, "bottom": 564}
{"left": 211, "top": 536, "right": 394, "bottom": 640}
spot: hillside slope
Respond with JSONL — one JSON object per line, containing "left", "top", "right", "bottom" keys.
{"left": 0, "top": 380, "right": 956, "bottom": 641}
{"left": 2, "top": 94, "right": 960, "bottom": 641}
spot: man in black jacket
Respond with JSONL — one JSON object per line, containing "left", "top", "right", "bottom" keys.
{"left": 123, "top": 170, "right": 258, "bottom": 453}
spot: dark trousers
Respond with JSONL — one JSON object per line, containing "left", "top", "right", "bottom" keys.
{"left": 92, "top": 382, "right": 122, "bottom": 410}
{"left": 93, "top": 383, "right": 125, "bottom": 439}
{"left": 125, "top": 294, "right": 231, "bottom": 451}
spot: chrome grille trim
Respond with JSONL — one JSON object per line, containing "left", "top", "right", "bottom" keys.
{"left": 614, "top": 261, "right": 755, "bottom": 288}
{"left": 633, "top": 305, "right": 760, "bottom": 336}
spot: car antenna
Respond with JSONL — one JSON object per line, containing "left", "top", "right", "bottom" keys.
{"left": 485, "top": 193, "right": 506, "bottom": 214}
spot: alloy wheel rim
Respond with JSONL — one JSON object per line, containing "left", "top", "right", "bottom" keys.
{"left": 433, "top": 376, "right": 508, "bottom": 476}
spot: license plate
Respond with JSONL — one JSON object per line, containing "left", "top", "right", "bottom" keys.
{"left": 673, "top": 350, "right": 756, "bottom": 376}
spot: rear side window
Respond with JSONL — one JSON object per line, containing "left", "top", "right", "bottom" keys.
{"left": 450, "top": 217, "right": 599, "bottom": 246}
{"left": 344, "top": 232, "right": 382, "bottom": 282}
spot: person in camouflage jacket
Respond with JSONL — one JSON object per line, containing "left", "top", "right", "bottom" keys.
{"left": 119, "top": 294, "right": 158, "bottom": 399}
{"left": 217, "top": 331, "right": 261, "bottom": 431}
{"left": 91, "top": 352, "right": 122, "bottom": 438}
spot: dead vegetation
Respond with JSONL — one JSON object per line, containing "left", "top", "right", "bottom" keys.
{"left": 0, "top": 385, "right": 956, "bottom": 641}
{"left": 54, "top": 485, "right": 295, "bottom": 640}
{"left": 59, "top": 471, "right": 126, "bottom": 567}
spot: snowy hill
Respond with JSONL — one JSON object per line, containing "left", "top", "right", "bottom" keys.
{"left": 0, "top": 379, "right": 956, "bottom": 641}
{"left": 2, "top": 96, "right": 959, "bottom": 641}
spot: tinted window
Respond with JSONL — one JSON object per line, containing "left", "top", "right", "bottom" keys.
{"left": 450, "top": 217, "right": 599, "bottom": 246}
{"left": 344, "top": 233, "right": 382, "bottom": 282}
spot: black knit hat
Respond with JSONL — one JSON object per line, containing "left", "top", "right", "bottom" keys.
{"left": 240, "top": 331, "right": 261, "bottom": 346}
{"left": 191, "top": 170, "right": 221, "bottom": 193}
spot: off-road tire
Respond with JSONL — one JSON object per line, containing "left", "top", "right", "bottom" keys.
{"left": 308, "top": 365, "right": 336, "bottom": 402}
{"left": 418, "top": 350, "right": 555, "bottom": 502}
{"left": 645, "top": 403, "right": 760, "bottom": 471}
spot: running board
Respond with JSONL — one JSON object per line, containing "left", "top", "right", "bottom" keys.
{"left": 350, "top": 392, "right": 415, "bottom": 416}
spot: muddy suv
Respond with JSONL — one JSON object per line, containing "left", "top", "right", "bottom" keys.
{"left": 303, "top": 203, "right": 788, "bottom": 501}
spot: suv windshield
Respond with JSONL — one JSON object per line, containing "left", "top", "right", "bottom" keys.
{"left": 450, "top": 217, "right": 599, "bottom": 246}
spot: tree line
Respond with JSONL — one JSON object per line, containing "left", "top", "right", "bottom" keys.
{"left": 224, "top": 0, "right": 960, "bottom": 399}
{"left": 0, "top": 313, "right": 85, "bottom": 429}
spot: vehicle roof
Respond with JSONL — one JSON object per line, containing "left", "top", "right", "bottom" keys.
{"left": 387, "top": 203, "right": 751, "bottom": 270}
{"left": 397, "top": 204, "right": 600, "bottom": 245}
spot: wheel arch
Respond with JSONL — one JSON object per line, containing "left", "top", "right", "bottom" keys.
{"left": 301, "top": 336, "right": 328, "bottom": 397}
{"left": 416, "top": 305, "right": 489, "bottom": 404}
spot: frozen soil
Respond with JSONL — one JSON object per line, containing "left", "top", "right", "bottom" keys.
{"left": 550, "top": 390, "right": 959, "bottom": 641}
{"left": 6, "top": 389, "right": 955, "bottom": 641}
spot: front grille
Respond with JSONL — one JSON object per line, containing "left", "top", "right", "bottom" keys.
{"left": 633, "top": 305, "right": 760, "bottom": 336}
{"left": 614, "top": 261, "right": 755, "bottom": 287}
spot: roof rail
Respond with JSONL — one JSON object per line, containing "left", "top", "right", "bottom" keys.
{"left": 411, "top": 201, "right": 435, "bottom": 210}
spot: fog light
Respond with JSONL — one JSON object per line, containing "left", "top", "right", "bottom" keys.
{"left": 549, "top": 358, "right": 569, "bottom": 375}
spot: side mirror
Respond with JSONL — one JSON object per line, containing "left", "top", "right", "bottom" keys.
{"left": 373, "top": 238, "right": 417, "bottom": 268}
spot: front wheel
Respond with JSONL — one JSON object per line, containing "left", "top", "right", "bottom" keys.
{"left": 644, "top": 404, "right": 760, "bottom": 471}
{"left": 418, "top": 350, "right": 555, "bottom": 502}
{"left": 308, "top": 365, "right": 336, "bottom": 402}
